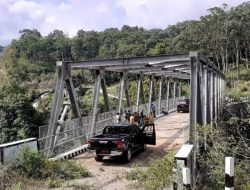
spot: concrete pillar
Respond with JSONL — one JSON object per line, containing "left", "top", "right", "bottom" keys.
{"left": 225, "top": 157, "right": 234, "bottom": 190}
{"left": 90, "top": 70, "right": 101, "bottom": 137}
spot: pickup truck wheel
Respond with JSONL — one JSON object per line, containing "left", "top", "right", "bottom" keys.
{"left": 142, "top": 144, "right": 147, "bottom": 151}
{"left": 123, "top": 148, "right": 132, "bottom": 162}
{"left": 95, "top": 155, "right": 103, "bottom": 162}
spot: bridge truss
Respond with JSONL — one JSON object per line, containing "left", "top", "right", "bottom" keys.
{"left": 41, "top": 51, "right": 225, "bottom": 158}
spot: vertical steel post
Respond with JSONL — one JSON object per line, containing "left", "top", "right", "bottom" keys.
{"left": 118, "top": 72, "right": 125, "bottom": 114}
{"left": 209, "top": 69, "right": 214, "bottom": 123}
{"left": 46, "top": 62, "right": 65, "bottom": 156}
{"left": 214, "top": 74, "right": 218, "bottom": 121}
{"left": 202, "top": 65, "right": 208, "bottom": 125}
{"left": 173, "top": 79, "right": 176, "bottom": 108}
{"left": 135, "top": 73, "right": 142, "bottom": 113}
{"left": 189, "top": 52, "right": 200, "bottom": 187}
{"left": 64, "top": 62, "right": 85, "bottom": 144}
{"left": 140, "top": 76, "right": 145, "bottom": 105}
{"left": 218, "top": 76, "right": 221, "bottom": 113}
{"left": 124, "top": 74, "right": 131, "bottom": 108}
{"left": 148, "top": 75, "right": 154, "bottom": 114}
{"left": 90, "top": 70, "right": 101, "bottom": 137}
{"left": 158, "top": 76, "right": 163, "bottom": 115}
{"left": 100, "top": 70, "right": 110, "bottom": 111}
{"left": 166, "top": 78, "right": 170, "bottom": 111}
{"left": 64, "top": 63, "right": 81, "bottom": 119}
{"left": 178, "top": 79, "right": 182, "bottom": 101}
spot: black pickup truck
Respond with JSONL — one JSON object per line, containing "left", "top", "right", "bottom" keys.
{"left": 88, "top": 124, "right": 156, "bottom": 162}
{"left": 177, "top": 98, "right": 190, "bottom": 113}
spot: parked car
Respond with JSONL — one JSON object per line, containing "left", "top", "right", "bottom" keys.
{"left": 88, "top": 124, "right": 156, "bottom": 162}
{"left": 177, "top": 98, "right": 190, "bottom": 113}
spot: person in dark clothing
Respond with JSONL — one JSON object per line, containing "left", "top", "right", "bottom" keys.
{"left": 151, "top": 103, "right": 156, "bottom": 117}
{"left": 139, "top": 110, "right": 145, "bottom": 127}
{"left": 161, "top": 108, "right": 168, "bottom": 115}
{"left": 126, "top": 110, "right": 131, "bottom": 122}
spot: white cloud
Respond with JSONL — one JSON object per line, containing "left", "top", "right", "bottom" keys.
{"left": 0, "top": 0, "right": 247, "bottom": 45}
{"left": 8, "top": 0, "right": 44, "bottom": 20}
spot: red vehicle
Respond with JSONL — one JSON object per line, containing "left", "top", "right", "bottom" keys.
{"left": 177, "top": 99, "right": 190, "bottom": 113}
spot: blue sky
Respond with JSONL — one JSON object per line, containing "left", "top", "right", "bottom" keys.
{"left": 0, "top": 0, "right": 246, "bottom": 45}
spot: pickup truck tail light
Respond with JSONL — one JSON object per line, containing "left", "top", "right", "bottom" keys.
{"left": 115, "top": 140, "right": 125, "bottom": 149}
{"left": 87, "top": 140, "right": 92, "bottom": 148}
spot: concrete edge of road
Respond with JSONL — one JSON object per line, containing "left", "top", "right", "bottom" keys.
{"left": 49, "top": 144, "right": 88, "bottom": 161}
{"left": 50, "top": 108, "right": 177, "bottom": 161}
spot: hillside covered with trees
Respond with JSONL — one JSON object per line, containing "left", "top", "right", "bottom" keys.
{"left": 0, "top": 2, "right": 249, "bottom": 143}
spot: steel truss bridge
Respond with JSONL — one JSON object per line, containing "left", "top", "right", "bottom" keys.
{"left": 38, "top": 52, "right": 225, "bottom": 159}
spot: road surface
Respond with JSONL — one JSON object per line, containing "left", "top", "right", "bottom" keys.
{"left": 62, "top": 112, "right": 189, "bottom": 190}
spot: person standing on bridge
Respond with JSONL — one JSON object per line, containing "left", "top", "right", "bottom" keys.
{"left": 129, "top": 113, "right": 136, "bottom": 126}
{"left": 151, "top": 103, "right": 156, "bottom": 117}
{"left": 113, "top": 113, "right": 121, "bottom": 124}
{"left": 126, "top": 110, "right": 131, "bottom": 122}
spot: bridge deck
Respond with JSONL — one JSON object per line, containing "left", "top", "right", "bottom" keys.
{"left": 64, "top": 112, "right": 189, "bottom": 190}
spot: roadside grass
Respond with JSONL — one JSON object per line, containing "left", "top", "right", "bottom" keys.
{"left": 226, "top": 68, "right": 250, "bottom": 99}
{"left": 0, "top": 146, "right": 91, "bottom": 189}
{"left": 126, "top": 152, "right": 175, "bottom": 190}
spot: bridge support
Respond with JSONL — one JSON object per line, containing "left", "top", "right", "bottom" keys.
{"left": 201, "top": 65, "right": 208, "bottom": 125}
{"left": 148, "top": 75, "right": 154, "bottom": 114}
{"left": 124, "top": 75, "right": 131, "bottom": 108}
{"left": 45, "top": 62, "right": 84, "bottom": 156}
{"left": 136, "top": 73, "right": 143, "bottom": 113}
{"left": 158, "top": 76, "right": 163, "bottom": 115}
{"left": 118, "top": 72, "right": 125, "bottom": 113}
{"left": 166, "top": 78, "right": 170, "bottom": 111}
{"left": 100, "top": 70, "right": 110, "bottom": 112}
{"left": 90, "top": 70, "right": 101, "bottom": 138}
{"left": 45, "top": 66, "right": 64, "bottom": 156}
{"left": 178, "top": 79, "right": 182, "bottom": 101}
{"left": 173, "top": 79, "right": 176, "bottom": 108}
{"left": 208, "top": 69, "right": 214, "bottom": 124}
{"left": 214, "top": 74, "right": 218, "bottom": 122}
{"left": 189, "top": 52, "right": 201, "bottom": 187}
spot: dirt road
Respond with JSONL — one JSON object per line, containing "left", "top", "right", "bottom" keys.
{"left": 64, "top": 112, "right": 189, "bottom": 190}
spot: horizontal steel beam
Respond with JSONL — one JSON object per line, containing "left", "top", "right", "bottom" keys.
{"left": 59, "top": 53, "right": 189, "bottom": 68}
{"left": 163, "top": 64, "right": 189, "bottom": 70}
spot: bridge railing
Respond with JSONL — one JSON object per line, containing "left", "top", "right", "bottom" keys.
{"left": 38, "top": 96, "right": 186, "bottom": 155}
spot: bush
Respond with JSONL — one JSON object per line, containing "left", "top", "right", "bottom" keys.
{"left": 9, "top": 146, "right": 91, "bottom": 188}
{"left": 13, "top": 146, "right": 46, "bottom": 178}
{"left": 241, "top": 86, "right": 248, "bottom": 92}
{"left": 43, "top": 159, "right": 90, "bottom": 180}
{"left": 126, "top": 152, "right": 175, "bottom": 190}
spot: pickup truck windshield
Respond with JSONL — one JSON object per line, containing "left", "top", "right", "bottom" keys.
{"left": 103, "top": 126, "right": 130, "bottom": 134}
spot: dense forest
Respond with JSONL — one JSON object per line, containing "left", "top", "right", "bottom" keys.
{"left": 0, "top": 2, "right": 250, "bottom": 143}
